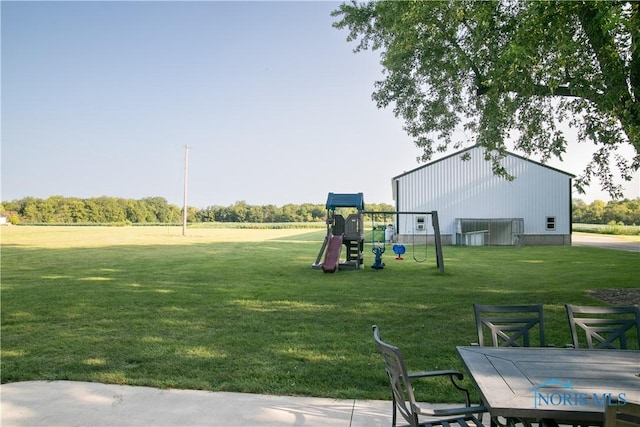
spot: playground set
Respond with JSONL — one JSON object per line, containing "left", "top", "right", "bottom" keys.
{"left": 312, "top": 193, "right": 444, "bottom": 274}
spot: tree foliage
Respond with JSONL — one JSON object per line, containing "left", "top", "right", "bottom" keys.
{"left": 194, "top": 201, "right": 395, "bottom": 223}
{"left": 2, "top": 196, "right": 638, "bottom": 225}
{"left": 573, "top": 197, "right": 640, "bottom": 225}
{"left": 2, "top": 196, "right": 183, "bottom": 225}
{"left": 332, "top": 0, "right": 639, "bottom": 198}
{"left": 1, "top": 197, "right": 396, "bottom": 225}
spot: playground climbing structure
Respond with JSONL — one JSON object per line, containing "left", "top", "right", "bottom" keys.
{"left": 312, "top": 193, "right": 365, "bottom": 272}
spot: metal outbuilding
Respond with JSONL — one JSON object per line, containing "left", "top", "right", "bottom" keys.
{"left": 391, "top": 145, "right": 575, "bottom": 246}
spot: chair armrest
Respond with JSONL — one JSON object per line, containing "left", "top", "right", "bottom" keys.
{"left": 408, "top": 370, "right": 464, "bottom": 380}
{"left": 408, "top": 370, "right": 472, "bottom": 407}
{"left": 415, "top": 404, "right": 488, "bottom": 417}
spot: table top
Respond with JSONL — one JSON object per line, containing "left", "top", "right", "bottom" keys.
{"left": 456, "top": 346, "right": 640, "bottom": 423}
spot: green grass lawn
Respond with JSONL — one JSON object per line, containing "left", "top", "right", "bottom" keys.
{"left": 1, "top": 226, "right": 638, "bottom": 401}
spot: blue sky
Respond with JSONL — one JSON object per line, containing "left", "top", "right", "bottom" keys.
{"left": 2, "top": 1, "right": 638, "bottom": 208}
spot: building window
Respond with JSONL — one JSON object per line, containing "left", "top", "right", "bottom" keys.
{"left": 546, "top": 217, "right": 556, "bottom": 231}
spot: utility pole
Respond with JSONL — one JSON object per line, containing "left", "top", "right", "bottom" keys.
{"left": 182, "top": 145, "right": 190, "bottom": 236}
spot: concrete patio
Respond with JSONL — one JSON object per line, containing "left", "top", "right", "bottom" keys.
{"left": 1, "top": 380, "right": 396, "bottom": 426}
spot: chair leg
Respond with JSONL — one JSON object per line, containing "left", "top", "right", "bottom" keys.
{"left": 391, "top": 394, "right": 397, "bottom": 427}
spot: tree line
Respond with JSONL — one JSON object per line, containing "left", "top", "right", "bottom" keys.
{"left": 572, "top": 198, "right": 640, "bottom": 226}
{"left": 1, "top": 196, "right": 638, "bottom": 226}
{"left": 1, "top": 196, "right": 182, "bottom": 225}
{"left": 0, "top": 197, "right": 396, "bottom": 225}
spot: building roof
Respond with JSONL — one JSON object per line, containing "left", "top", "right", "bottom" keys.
{"left": 391, "top": 145, "right": 576, "bottom": 181}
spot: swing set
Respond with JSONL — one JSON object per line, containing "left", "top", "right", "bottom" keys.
{"left": 362, "top": 210, "right": 444, "bottom": 273}
{"left": 312, "top": 193, "right": 444, "bottom": 274}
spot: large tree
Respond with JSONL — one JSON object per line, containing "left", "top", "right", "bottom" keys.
{"left": 333, "top": 0, "right": 639, "bottom": 198}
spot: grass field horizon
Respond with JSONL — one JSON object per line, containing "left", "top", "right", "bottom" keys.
{"left": 2, "top": 226, "right": 639, "bottom": 401}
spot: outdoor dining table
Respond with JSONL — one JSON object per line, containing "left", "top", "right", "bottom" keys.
{"left": 456, "top": 346, "right": 640, "bottom": 426}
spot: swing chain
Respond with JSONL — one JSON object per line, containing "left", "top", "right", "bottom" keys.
{"left": 412, "top": 214, "right": 428, "bottom": 263}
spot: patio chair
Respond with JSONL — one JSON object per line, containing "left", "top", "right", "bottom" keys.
{"left": 565, "top": 304, "right": 640, "bottom": 349}
{"left": 604, "top": 399, "right": 640, "bottom": 427}
{"left": 372, "top": 325, "right": 487, "bottom": 427}
{"left": 473, "top": 304, "right": 546, "bottom": 347}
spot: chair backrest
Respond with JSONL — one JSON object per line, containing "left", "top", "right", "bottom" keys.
{"left": 604, "top": 401, "right": 640, "bottom": 427}
{"left": 566, "top": 304, "right": 640, "bottom": 349}
{"left": 474, "top": 304, "right": 546, "bottom": 347}
{"left": 372, "top": 325, "right": 420, "bottom": 427}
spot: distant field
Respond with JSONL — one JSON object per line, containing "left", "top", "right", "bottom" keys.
{"left": 0, "top": 225, "right": 323, "bottom": 248}
{"left": 2, "top": 226, "right": 638, "bottom": 401}
{"left": 573, "top": 223, "right": 640, "bottom": 236}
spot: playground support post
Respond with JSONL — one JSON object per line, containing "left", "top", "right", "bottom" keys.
{"left": 431, "top": 211, "right": 444, "bottom": 274}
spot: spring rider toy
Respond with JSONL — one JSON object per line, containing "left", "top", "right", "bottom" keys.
{"left": 371, "top": 244, "right": 385, "bottom": 270}
{"left": 393, "top": 244, "right": 405, "bottom": 260}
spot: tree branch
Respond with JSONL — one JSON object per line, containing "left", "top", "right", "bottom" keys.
{"left": 477, "top": 83, "right": 592, "bottom": 99}
{"left": 576, "top": 2, "right": 639, "bottom": 149}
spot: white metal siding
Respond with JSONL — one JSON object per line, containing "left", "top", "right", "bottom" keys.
{"left": 393, "top": 146, "right": 572, "bottom": 240}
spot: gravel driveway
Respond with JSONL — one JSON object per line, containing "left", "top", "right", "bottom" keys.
{"left": 572, "top": 233, "right": 640, "bottom": 252}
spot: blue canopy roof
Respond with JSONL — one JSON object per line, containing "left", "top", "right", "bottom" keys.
{"left": 325, "top": 193, "right": 365, "bottom": 211}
